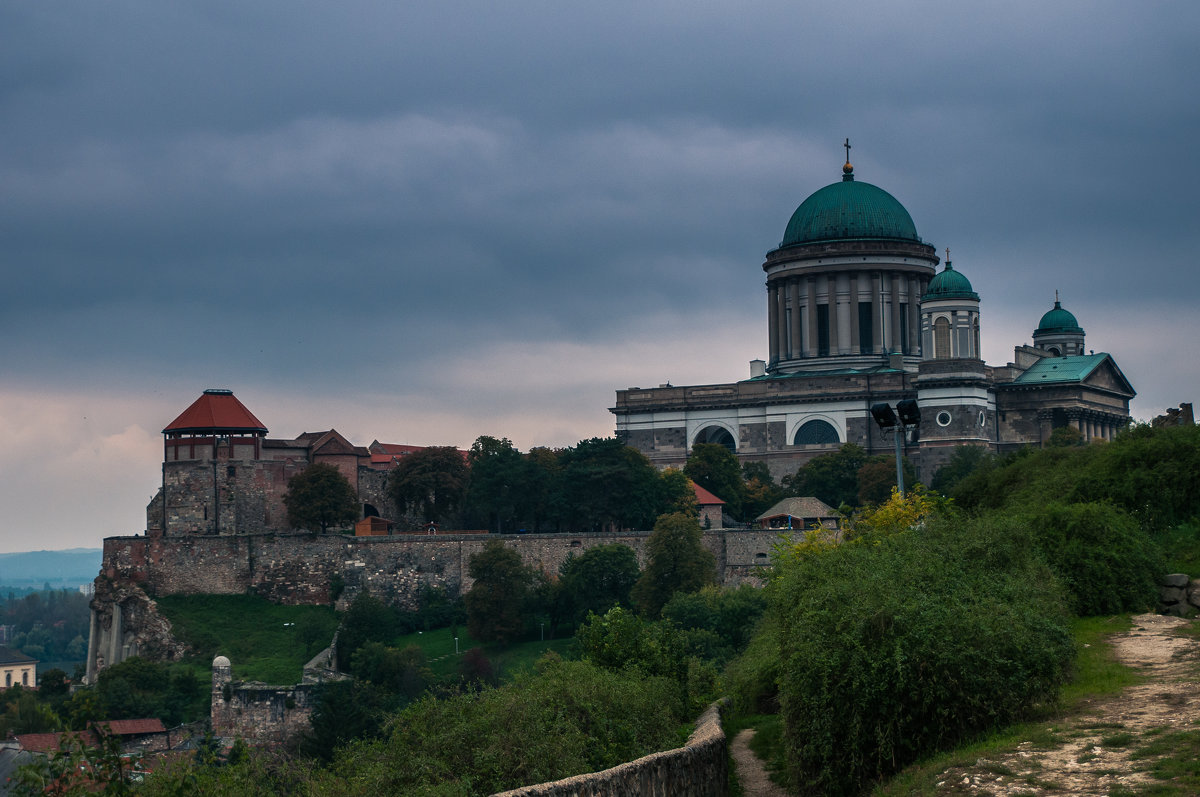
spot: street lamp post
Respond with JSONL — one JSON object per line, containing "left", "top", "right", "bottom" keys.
{"left": 869, "top": 399, "right": 921, "bottom": 497}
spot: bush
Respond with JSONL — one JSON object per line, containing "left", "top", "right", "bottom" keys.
{"left": 327, "top": 656, "right": 685, "bottom": 795}
{"left": 1017, "top": 501, "right": 1161, "bottom": 615}
{"left": 773, "top": 514, "right": 1073, "bottom": 796}
{"left": 723, "top": 613, "right": 782, "bottom": 715}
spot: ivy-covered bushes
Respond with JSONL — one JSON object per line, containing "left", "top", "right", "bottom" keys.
{"left": 773, "top": 513, "right": 1073, "bottom": 796}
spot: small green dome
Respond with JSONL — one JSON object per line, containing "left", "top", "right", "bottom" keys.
{"left": 923, "top": 261, "right": 979, "bottom": 301}
{"left": 779, "top": 168, "right": 921, "bottom": 247}
{"left": 1037, "top": 300, "right": 1083, "bottom": 334}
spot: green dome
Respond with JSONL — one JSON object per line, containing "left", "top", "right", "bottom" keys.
{"left": 779, "top": 169, "right": 921, "bottom": 247}
{"left": 923, "top": 262, "right": 979, "bottom": 301}
{"left": 1037, "top": 300, "right": 1083, "bottom": 334}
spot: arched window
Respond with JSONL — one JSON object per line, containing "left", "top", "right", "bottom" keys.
{"left": 695, "top": 425, "right": 736, "bottom": 453}
{"left": 794, "top": 419, "right": 840, "bottom": 446}
{"left": 934, "top": 317, "right": 951, "bottom": 359}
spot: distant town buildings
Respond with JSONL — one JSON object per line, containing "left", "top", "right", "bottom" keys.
{"left": 611, "top": 151, "right": 1135, "bottom": 481}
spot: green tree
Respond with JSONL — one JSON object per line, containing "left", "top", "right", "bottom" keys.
{"left": 559, "top": 438, "right": 663, "bottom": 531}
{"left": 741, "top": 460, "right": 783, "bottom": 520}
{"left": 684, "top": 443, "right": 745, "bottom": 519}
{"left": 463, "top": 436, "right": 530, "bottom": 532}
{"left": 855, "top": 454, "right": 918, "bottom": 505}
{"left": 350, "top": 642, "right": 433, "bottom": 701}
{"left": 336, "top": 593, "right": 399, "bottom": 675}
{"left": 632, "top": 512, "right": 717, "bottom": 618}
{"left": 930, "top": 444, "right": 994, "bottom": 495}
{"left": 1047, "top": 425, "right": 1085, "bottom": 447}
{"left": 559, "top": 544, "right": 640, "bottom": 624}
{"left": 464, "top": 540, "right": 535, "bottom": 646}
{"left": 524, "top": 446, "right": 565, "bottom": 532}
{"left": 388, "top": 446, "right": 468, "bottom": 523}
{"left": 658, "top": 467, "right": 698, "bottom": 517}
{"left": 283, "top": 462, "right": 359, "bottom": 533}
{"left": 300, "top": 680, "right": 389, "bottom": 762}
{"left": 0, "top": 687, "right": 60, "bottom": 737}
{"left": 782, "top": 442, "right": 868, "bottom": 508}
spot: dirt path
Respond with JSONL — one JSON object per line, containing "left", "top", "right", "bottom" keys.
{"left": 731, "top": 728, "right": 790, "bottom": 797}
{"left": 931, "top": 613, "right": 1200, "bottom": 795}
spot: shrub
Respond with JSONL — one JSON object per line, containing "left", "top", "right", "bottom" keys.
{"left": 327, "top": 656, "right": 685, "bottom": 795}
{"left": 1017, "top": 501, "right": 1161, "bottom": 615}
{"left": 773, "top": 514, "right": 1073, "bottom": 796}
{"left": 723, "top": 612, "right": 782, "bottom": 715}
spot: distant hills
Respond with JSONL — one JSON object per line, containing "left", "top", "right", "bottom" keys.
{"left": 0, "top": 548, "right": 102, "bottom": 590}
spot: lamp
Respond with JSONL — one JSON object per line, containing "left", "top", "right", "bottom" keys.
{"left": 870, "top": 403, "right": 899, "bottom": 429}
{"left": 870, "top": 400, "right": 922, "bottom": 497}
{"left": 896, "top": 399, "right": 921, "bottom": 427}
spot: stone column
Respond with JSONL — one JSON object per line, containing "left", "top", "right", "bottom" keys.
{"left": 849, "top": 274, "right": 860, "bottom": 353}
{"left": 789, "top": 279, "right": 802, "bottom": 358}
{"left": 871, "top": 272, "right": 883, "bottom": 354}
{"left": 805, "top": 277, "right": 818, "bottom": 357}
{"left": 108, "top": 603, "right": 123, "bottom": 670}
{"left": 767, "top": 284, "right": 778, "bottom": 363}
{"left": 776, "top": 283, "right": 788, "bottom": 361}
{"left": 889, "top": 274, "right": 902, "bottom": 354}
{"left": 908, "top": 276, "right": 921, "bottom": 355}
{"left": 824, "top": 275, "right": 839, "bottom": 355}
{"left": 85, "top": 607, "right": 99, "bottom": 685}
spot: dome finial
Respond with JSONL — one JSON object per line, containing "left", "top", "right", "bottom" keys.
{"left": 842, "top": 138, "right": 854, "bottom": 181}
{"left": 944, "top": 247, "right": 952, "bottom": 269}
{"left": 1054, "top": 289, "right": 1061, "bottom": 308}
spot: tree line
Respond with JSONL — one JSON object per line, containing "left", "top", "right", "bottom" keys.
{"left": 285, "top": 432, "right": 945, "bottom": 534}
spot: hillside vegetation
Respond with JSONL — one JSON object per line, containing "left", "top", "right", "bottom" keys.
{"left": 726, "top": 423, "right": 1200, "bottom": 796}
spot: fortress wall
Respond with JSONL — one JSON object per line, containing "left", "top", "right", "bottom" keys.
{"left": 100, "top": 528, "right": 783, "bottom": 606}
{"left": 91, "top": 528, "right": 784, "bottom": 678}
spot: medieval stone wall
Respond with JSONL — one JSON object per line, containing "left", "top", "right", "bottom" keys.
{"left": 211, "top": 658, "right": 316, "bottom": 745}
{"left": 88, "top": 528, "right": 783, "bottom": 678}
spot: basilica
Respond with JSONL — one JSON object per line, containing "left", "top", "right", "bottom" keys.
{"left": 610, "top": 149, "right": 1135, "bottom": 481}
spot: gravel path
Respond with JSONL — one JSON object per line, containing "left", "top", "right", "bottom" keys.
{"left": 929, "top": 613, "right": 1200, "bottom": 795}
{"left": 730, "top": 728, "right": 790, "bottom": 797}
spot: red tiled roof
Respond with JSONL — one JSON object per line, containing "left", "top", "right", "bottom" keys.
{"left": 93, "top": 718, "right": 166, "bottom": 736}
{"left": 370, "top": 443, "right": 469, "bottom": 464}
{"left": 692, "top": 483, "right": 726, "bottom": 506}
{"left": 371, "top": 443, "right": 429, "bottom": 456}
{"left": 18, "top": 731, "right": 98, "bottom": 753}
{"left": 163, "top": 390, "right": 268, "bottom": 434}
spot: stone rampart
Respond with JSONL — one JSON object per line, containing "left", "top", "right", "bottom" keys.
{"left": 89, "top": 528, "right": 787, "bottom": 678}
{"left": 493, "top": 699, "right": 728, "bottom": 797}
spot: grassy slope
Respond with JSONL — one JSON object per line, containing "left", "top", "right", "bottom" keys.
{"left": 155, "top": 594, "right": 338, "bottom": 684}
{"left": 390, "top": 625, "right": 577, "bottom": 679}
{"left": 155, "top": 594, "right": 575, "bottom": 685}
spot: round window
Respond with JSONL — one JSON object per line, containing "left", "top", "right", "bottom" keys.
{"left": 978, "top": 410, "right": 987, "bottom": 427}
{"left": 936, "top": 411, "right": 952, "bottom": 427}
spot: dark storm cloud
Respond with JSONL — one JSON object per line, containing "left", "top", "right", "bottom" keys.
{"left": 0, "top": 0, "right": 1197, "bottom": 550}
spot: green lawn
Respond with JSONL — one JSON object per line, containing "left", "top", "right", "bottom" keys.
{"left": 390, "top": 625, "right": 577, "bottom": 680}
{"left": 155, "top": 594, "right": 339, "bottom": 684}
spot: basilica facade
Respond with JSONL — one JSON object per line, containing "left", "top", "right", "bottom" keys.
{"left": 611, "top": 154, "right": 1135, "bottom": 482}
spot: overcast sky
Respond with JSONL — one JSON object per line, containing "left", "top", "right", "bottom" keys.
{"left": 2, "top": 1, "right": 1197, "bottom": 553}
